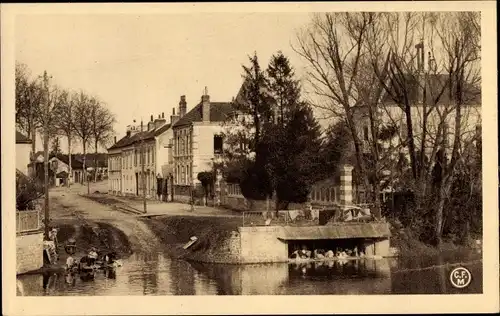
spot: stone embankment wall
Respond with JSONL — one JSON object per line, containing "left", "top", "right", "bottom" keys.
{"left": 238, "top": 226, "right": 289, "bottom": 263}
{"left": 16, "top": 231, "right": 44, "bottom": 274}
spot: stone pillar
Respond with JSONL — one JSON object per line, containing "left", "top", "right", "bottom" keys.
{"left": 339, "top": 164, "right": 354, "bottom": 207}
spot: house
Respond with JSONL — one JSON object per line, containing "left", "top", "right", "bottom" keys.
{"left": 107, "top": 112, "right": 173, "bottom": 199}
{"left": 16, "top": 131, "right": 32, "bottom": 176}
{"left": 171, "top": 91, "right": 234, "bottom": 202}
{"left": 353, "top": 43, "right": 481, "bottom": 162}
{"left": 48, "top": 154, "right": 85, "bottom": 186}
{"left": 75, "top": 153, "right": 109, "bottom": 181}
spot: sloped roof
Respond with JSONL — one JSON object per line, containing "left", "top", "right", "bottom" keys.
{"left": 52, "top": 154, "right": 84, "bottom": 169}
{"left": 173, "top": 102, "right": 235, "bottom": 128}
{"left": 16, "top": 131, "right": 31, "bottom": 144}
{"left": 277, "top": 223, "right": 391, "bottom": 240}
{"left": 108, "top": 123, "right": 171, "bottom": 150}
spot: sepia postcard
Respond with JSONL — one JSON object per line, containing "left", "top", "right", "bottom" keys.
{"left": 2, "top": 1, "right": 498, "bottom": 315}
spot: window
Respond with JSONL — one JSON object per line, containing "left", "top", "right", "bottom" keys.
{"left": 214, "top": 135, "right": 223, "bottom": 154}
{"left": 152, "top": 148, "right": 155, "bottom": 164}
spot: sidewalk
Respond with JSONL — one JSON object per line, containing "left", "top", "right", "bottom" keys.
{"left": 134, "top": 201, "right": 242, "bottom": 218}
{"left": 109, "top": 195, "right": 241, "bottom": 218}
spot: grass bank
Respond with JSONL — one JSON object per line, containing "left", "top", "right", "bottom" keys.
{"left": 142, "top": 215, "right": 242, "bottom": 264}
{"left": 389, "top": 224, "right": 481, "bottom": 257}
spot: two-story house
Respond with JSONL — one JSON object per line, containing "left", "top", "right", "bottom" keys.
{"left": 171, "top": 91, "right": 234, "bottom": 202}
{"left": 108, "top": 112, "right": 174, "bottom": 199}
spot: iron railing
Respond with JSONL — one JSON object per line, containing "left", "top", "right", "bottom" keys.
{"left": 16, "top": 210, "right": 41, "bottom": 233}
{"left": 241, "top": 204, "right": 376, "bottom": 227}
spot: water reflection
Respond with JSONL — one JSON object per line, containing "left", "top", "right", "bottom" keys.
{"left": 16, "top": 251, "right": 482, "bottom": 296}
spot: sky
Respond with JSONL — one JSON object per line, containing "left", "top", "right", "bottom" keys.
{"left": 15, "top": 13, "right": 317, "bottom": 153}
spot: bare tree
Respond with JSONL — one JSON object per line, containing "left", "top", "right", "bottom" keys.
{"left": 53, "top": 89, "right": 76, "bottom": 187}
{"left": 365, "top": 12, "right": 481, "bottom": 244}
{"left": 89, "top": 98, "right": 116, "bottom": 182}
{"left": 15, "top": 63, "right": 43, "bottom": 166}
{"left": 72, "top": 91, "right": 93, "bottom": 193}
{"left": 294, "top": 13, "right": 386, "bottom": 219}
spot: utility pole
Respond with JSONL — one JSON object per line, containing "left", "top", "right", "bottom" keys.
{"left": 42, "top": 71, "right": 51, "bottom": 240}
{"left": 141, "top": 121, "right": 147, "bottom": 213}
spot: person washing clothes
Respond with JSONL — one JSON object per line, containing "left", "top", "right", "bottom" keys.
{"left": 88, "top": 247, "right": 98, "bottom": 265}
{"left": 299, "top": 245, "right": 312, "bottom": 259}
{"left": 66, "top": 255, "right": 76, "bottom": 271}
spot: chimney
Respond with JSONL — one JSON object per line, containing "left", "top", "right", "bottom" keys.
{"left": 148, "top": 114, "right": 155, "bottom": 131}
{"left": 414, "top": 39, "right": 425, "bottom": 72}
{"left": 202, "top": 87, "right": 210, "bottom": 122}
{"left": 179, "top": 95, "right": 187, "bottom": 118}
{"left": 170, "top": 108, "right": 180, "bottom": 125}
{"left": 162, "top": 112, "right": 164, "bottom": 119}
{"left": 154, "top": 113, "right": 167, "bottom": 129}
{"left": 114, "top": 136, "right": 117, "bottom": 144}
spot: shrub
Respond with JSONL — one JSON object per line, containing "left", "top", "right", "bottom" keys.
{"left": 16, "top": 171, "right": 44, "bottom": 211}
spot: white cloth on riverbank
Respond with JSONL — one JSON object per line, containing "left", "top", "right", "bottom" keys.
{"left": 288, "top": 210, "right": 299, "bottom": 221}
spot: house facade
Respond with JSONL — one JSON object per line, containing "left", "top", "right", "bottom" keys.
{"left": 107, "top": 113, "right": 174, "bottom": 199}
{"left": 353, "top": 74, "right": 482, "bottom": 166}
{"left": 171, "top": 92, "right": 234, "bottom": 202}
{"left": 16, "top": 131, "right": 32, "bottom": 176}
{"left": 48, "top": 155, "right": 85, "bottom": 186}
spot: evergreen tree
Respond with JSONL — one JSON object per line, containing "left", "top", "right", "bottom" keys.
{"left": 265, "top": 52, "right": 324, "bottom": 210}
{"left": 222, "top": 53, "right": 273, "bottom": 201}
{"left": 50, "top": 137, "right": 62, "bottom": 157}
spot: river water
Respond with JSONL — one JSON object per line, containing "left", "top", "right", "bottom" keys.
{"left": 17, "top": 249, "right": 482, "bottom": 296}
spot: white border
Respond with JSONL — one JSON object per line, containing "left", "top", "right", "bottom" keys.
{"left": 2, "top": 2, "right": 498, "bottom": 315}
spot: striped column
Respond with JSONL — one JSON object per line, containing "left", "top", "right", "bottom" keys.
{"left": 339, "top": 164, "right": 354, "bottom": 207}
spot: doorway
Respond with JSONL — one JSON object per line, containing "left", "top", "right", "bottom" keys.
{"left": 135, "top": 173, "right": 139, "bottom": 196}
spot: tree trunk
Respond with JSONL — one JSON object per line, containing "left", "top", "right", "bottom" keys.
{"left": 82, "top": 142, "right": 89, "bottom": 194}
{"left": 372, "top": 182, "right": 382, "bottom": 220}
{"left": 67, "top": 136, "right": 72, "bottom": 187}
{"left": 30, "top": 128, "right": 37, "bottom": 172}
{"left": 345, "top": 113, "right": 371, "bottom": 208}
{"left": 434, "top": 179, "right": 450, "bottom": 246}
{"left": 94, "top": 139, "right": 98, "bottom": 182}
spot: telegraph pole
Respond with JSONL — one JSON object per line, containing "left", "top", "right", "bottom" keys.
{"left": 42, "top": 71, "right": 51, "bottom": 240}
{"left": 140, "top": 121, "right": 147, "bottom": 213}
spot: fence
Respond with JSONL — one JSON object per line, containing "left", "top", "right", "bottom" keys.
{"left": 16, "top": 210, "right": 40, "bottom": 233}
{"left": 242, "top": 205, "right": 376, "bottom": 227}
